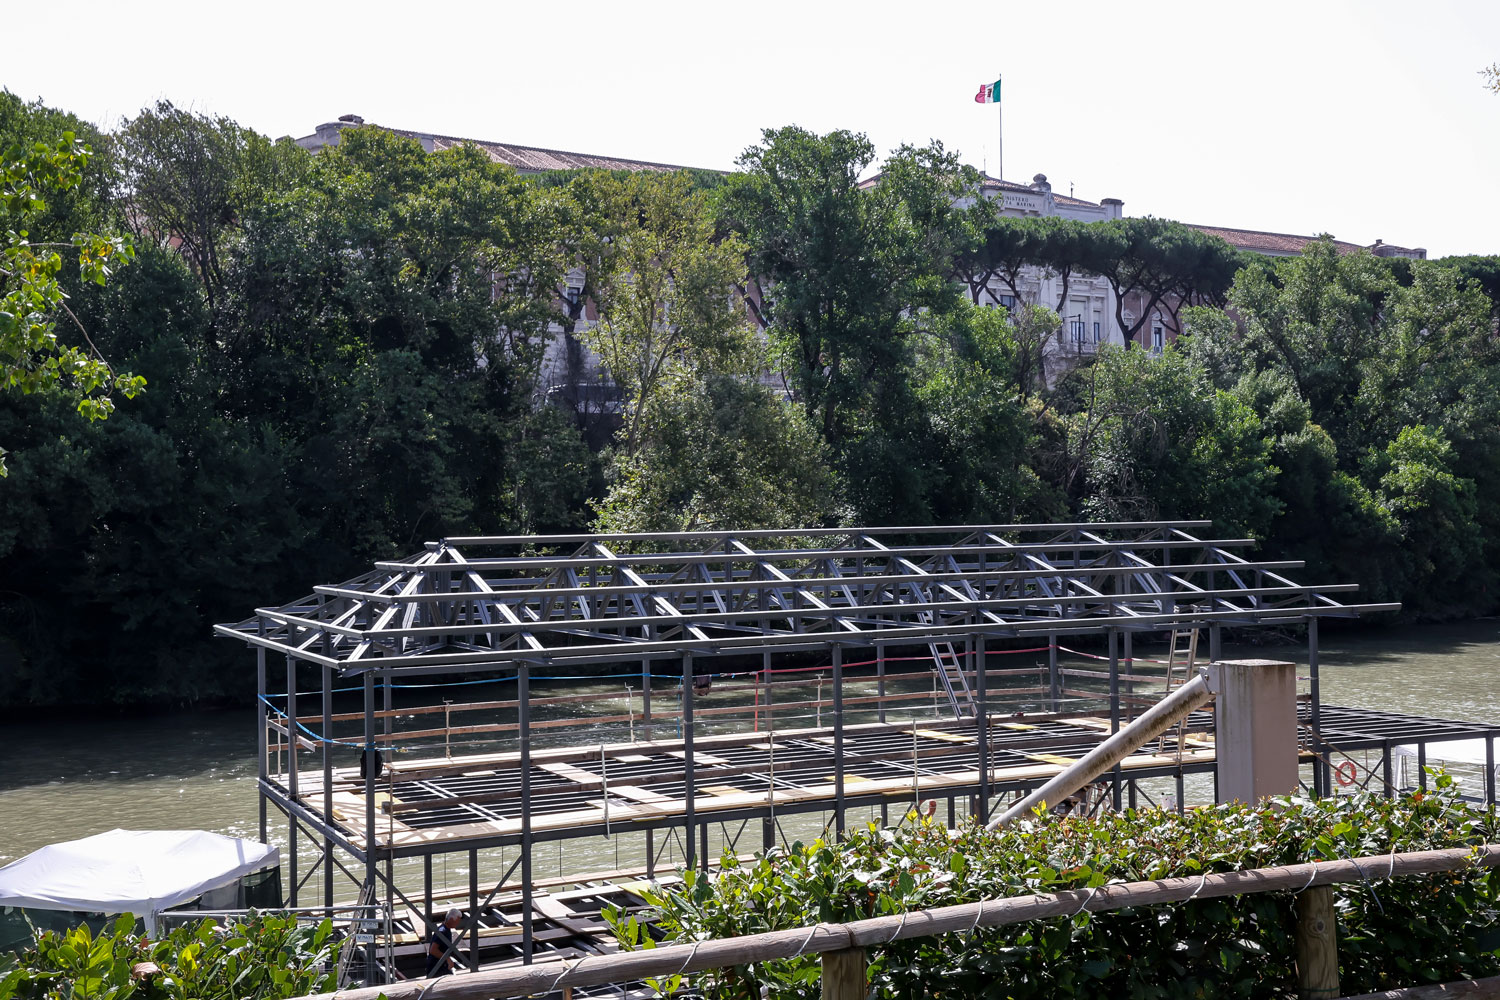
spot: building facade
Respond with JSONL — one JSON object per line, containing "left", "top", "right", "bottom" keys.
{"left": 294, "top": 116, "right": 1428, "bottom": 396}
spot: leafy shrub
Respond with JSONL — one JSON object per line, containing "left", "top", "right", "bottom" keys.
{"left": 622, "top": 776, "right": 1500, "bottom": 999}
{"left": 0, "top": 911, "right": 339, "bottom": 1000}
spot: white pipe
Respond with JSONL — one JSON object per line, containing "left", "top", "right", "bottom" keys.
{"left": 988, "top": 670, "right": 1215, "bottom": 829}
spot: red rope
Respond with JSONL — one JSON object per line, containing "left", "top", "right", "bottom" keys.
{"left": 1055, "top": 644, "right": 1176, "bottom": 665}
{"left": 759, "top": 646, "right": 1053, "bottom": 677}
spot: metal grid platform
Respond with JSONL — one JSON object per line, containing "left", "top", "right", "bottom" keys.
{"left": 285, "top": 705, "right": 1497, "bottom": 856}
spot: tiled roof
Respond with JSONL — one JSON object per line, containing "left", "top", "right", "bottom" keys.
{"left": 388, "top": 125, "right": 710, "bottom": 173}
{"left": 861, "top": 172, "right": 1101, "bottom": 206}
{"left": 977, "top": 174, "right": 1043, "bottom": 195}
{"left": 1186, "top": 224, "right": 1363, "bottom": 256}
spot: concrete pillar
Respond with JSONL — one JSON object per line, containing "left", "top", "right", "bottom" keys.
{"left": 1211, "top": 659, "right": 1298, "bottom": 804}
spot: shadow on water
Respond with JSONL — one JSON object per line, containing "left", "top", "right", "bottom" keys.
{"left": 1295, "top": 619, "right": 1500, "bottom": 666}
{"left": 0, "top": 708, "right": 258, "bottom": 793}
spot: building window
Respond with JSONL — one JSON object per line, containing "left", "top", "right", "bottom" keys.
{"left": 1151, "top": 325, "right": 1164, "bottom": 354}
{"left": 1093, "top": 321, "right": 1101, "bottom": 343}
{"left": 1070, "top": 318, "right": 1087, "bottom": 342}
{"left": 564, "top": 284, "right": 583, "bottom": 308}
{"left": 996, "top": 293, "right": 1017, "bottom": 309}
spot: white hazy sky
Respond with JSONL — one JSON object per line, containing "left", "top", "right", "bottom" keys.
{"left": 7, "top": 0, "right": 1498, "bottom": 257}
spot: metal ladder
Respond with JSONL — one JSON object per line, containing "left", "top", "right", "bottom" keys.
{"left": 1163, "top": 628, "right": 1200, "bottom": 691}
{"left": 928, "top": 641, "right": 975, "bottom": 719}
{"left": 336, "top": 880, "right": 375, "bottom": 987}
{"left": 1163, "top": 628, "right": 1200, "bottom": 758}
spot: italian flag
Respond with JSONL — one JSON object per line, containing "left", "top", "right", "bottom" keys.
{"left": 974, "top": 78, "right": 1001, "bottom": 104}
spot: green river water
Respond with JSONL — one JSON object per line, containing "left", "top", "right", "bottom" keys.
{"left": 3, "top": 621, "right": 1498, "bottom": 898}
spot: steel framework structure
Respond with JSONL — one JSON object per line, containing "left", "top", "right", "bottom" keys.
{"left": 218, "top": 520, "right": 1420, "bottom": 981}
{"left": 218, "top": 521, "right": 1392, "bottom": 672}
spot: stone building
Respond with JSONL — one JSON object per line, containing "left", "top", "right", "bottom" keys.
{"left": 292, "top": 115, "right": 1428, "bottom": 398}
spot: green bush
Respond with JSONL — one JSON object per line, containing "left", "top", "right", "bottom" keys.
{"left": 621, "top": 776, "right": 1500, "bottom": 998}
{"left": 0, "top": 911, "right": 339, "bottom": 1000}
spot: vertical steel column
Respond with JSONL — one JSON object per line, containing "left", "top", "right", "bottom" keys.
{"left": 1108, "top": 629, "right": 1122, "bottom": 809}
{"left": 1418, "top": 743, "right": 1428, "bottom": 791}
{"left": 681, "top": 652, "right": 696, "bottom": 871}
{"left": 646, "top": 650, "right": 660, "bottom": 873}
{"left": 976, "top": 635, "right": 989, "bottom": 821}
{"left": 467, "top": 848, "right": 479, "bottom": 972}
{"left": 877, "top": 638, "right": 888, "bottom": 826}
{"left": 1048, "top": 636, "right": 1060, "bottom": 711}
{"left": 322, "top": 663, "right": 334, "bottom": 908}
{"left": 1486, "top": 736, "right": 1496, "bottom": 808}
{"left": 362, "top": 671, "right": 377, "bottom": 985}
{"left": 1308, "top": 617, "right": 1325, "bottom": 796}
{"left": 286, "top": 655, "right": 299, "bottom": 907}
{"left": 256, "top": 645, "right": 268, "bottom": 843}
{"left": 833, "top": 645, "right": 845, "bottom": 838}
{"left": 1382, "top": 740, "right": 1394, "bottom": 799}
{"left": 519, "top": 663, "right": 534, "bottom": 963}
{"left": 423, "top": 855, "right": 433, "bottom": 928}
{"left": 381, "top": 671, "right": 394, "bottom": 928}
{"left": 1122, "top": 632, "right": 1134, "bottom": 721}
{"left": 763, "top": 650, "right": 773, "bottom": 732}
{"left": 1209, "top": 624, "right": 1222, "bottom": 664}
{"left": 383, "top": 675, "right": 392, "bottom": 738}
{"left": 641, "top": 657, "right": 652, "bottom": 741}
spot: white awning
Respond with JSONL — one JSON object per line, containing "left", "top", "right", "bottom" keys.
{"left": 1395, "top": 738, "right": 1497, "bottom": 766}
{"left": 0, "top": 830, "right": 278, "bottom": 928}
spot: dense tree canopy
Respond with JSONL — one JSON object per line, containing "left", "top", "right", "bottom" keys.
{"left": 0, "top": 93, "right": 142, "bottom": 476}
{"left": 1, "top": 98, "right": 1497, "bottom": 710}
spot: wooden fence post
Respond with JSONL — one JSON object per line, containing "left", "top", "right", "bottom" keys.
{"left": 1296, "top": 884, "right": 1338, "bottom": 999}
{"left": 822, "top": 947, "right": 866, "bottom": 1000}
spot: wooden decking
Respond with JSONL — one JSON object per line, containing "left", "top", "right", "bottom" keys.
{"left": 285, "top": 703, "right": 1497, "bottom": 855}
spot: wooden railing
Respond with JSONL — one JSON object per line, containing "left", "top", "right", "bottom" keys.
{"left": 292, "top": 844, "right": 1500, "bottom": 1000}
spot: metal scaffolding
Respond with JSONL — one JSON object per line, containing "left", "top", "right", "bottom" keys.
{"left": 219, "top": 520, "right": 1451, "bottom": 983}
{"left": 219, "top": 521, "right": 1389, "bottom": 670}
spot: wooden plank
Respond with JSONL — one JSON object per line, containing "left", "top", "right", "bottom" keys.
{"left": 916, "top": 729, "right": 971, "bottom": 743}
{"left": 822, "top": 947, "right": 866, "bottom": 1000}
{"left": 531, "top": 895, "right": 601, "bottom": 937}
{"left": 608, "top": 785, "right": 672, "bottom": 804}
{"left": 1024, "top": 753, "right": 1077, "bottom": 766}
{"left": 1296, "top": 885, "right": 1338, "bottom": 999}
{"left": 1338, "top": 976, "right": 1500, "bottom": 999}
{"left": 666, "top": 750, "right": 730, "bottom": 766}
{"left": 540, "top": 761, "right": 602, "bottom": 787}
{"left": 701, "top": 785, "right": 744, "bottom": 797}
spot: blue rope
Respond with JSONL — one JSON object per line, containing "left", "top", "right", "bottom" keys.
{"left": 259, "top": 695, "right": 411, "bottom": 753}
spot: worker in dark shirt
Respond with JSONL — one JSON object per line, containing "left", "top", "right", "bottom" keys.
{"left": 427, "top": 908, "right": 464, "bottom": 977}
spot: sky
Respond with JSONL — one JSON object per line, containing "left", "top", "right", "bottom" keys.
{"left": 7, "top": 0, "right": 1499, "bottom": 258}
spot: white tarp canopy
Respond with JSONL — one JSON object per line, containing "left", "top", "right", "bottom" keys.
{"left": 0, "top": 830, "right": 278, "bottom": 930}
{"left": 1396, "top": 738, "right": 1497, "bottom": 766}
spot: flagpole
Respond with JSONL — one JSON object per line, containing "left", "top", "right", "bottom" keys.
{"left": 996, "top": 72, "right": 1003, "bottom": 180}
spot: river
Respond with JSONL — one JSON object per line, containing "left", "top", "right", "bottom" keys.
{"left": 3, "top": 621, "right": 1498, "bottom": 895}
